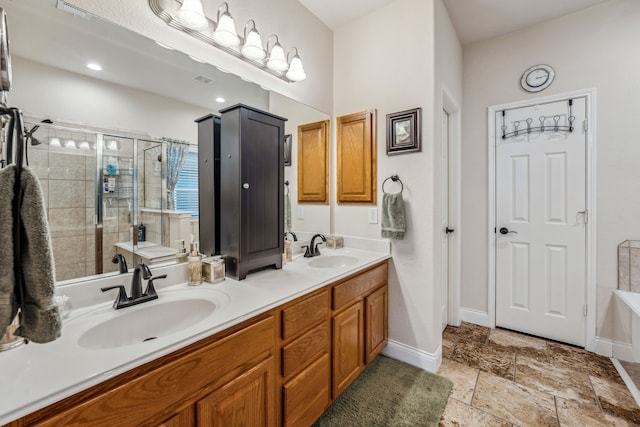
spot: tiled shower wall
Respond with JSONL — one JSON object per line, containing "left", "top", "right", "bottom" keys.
{"left": 29, "top": 132, "right": 96, "bottom": 281}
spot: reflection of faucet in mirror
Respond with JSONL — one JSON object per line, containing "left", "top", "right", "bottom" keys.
{"left": 286, "top": 231, "right": 297, "bottom": 241}
{"left": 111, "top": 254, "right": 128, "bottom": 274}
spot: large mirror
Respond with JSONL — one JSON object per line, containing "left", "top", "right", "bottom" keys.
{"left": 1, "top": 0, "right": 330, "bottom": 284}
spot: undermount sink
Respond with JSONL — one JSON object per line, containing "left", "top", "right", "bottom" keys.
{"left": 74, "top": 289, "right": 229, "bottom": 350}
{"left": 308, "top": 255, "right": 358, "bottom": 269}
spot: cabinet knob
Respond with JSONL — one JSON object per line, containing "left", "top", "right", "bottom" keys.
{"left": 243, "top": 183, "right": 250, "bottom": 189}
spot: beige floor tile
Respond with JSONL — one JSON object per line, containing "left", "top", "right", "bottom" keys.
{"left": 451, "top": 340, "right": 515, "bottom": 381}
{"left": 437, "top": 359, "right": 479, "bottom": 405}
{"left": 548, "top": 341, "right": 623, "bottom": 384}
{"left": 472, "top": 371, "right": 557, "bottom": 427}
{"left": 489, "top": 328, "right": 548, "bottom": 362}
{"left": 516, "top": 355, "right": 596, "bottom": 403}
{"left": 455, "top": 322, "right": 490, "bottom": 344}
{"left": 557, "top": 396, "right": 637, "bottom": 427}
{"left": 439, "top": 397, "right": 512, "bottom": 427}
{"left": 591, "top": 375, "right": 640, "bottom": 424}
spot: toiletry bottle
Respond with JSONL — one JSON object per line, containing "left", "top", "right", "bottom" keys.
{"left": 137, "top": 223, "right": 146, "bottom": 242}
{"left": 284, "top": 238, "right": 292, "bottom": 262}
{"left": 176, "top": 239, "right": 188, "bottom": 263}
{"left": 188, "top": 242, "right": 203, "bottom": 286}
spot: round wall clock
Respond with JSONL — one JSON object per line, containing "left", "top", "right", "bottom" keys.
{"left": 520, "top": 64, "right": 554, "bottom": 92}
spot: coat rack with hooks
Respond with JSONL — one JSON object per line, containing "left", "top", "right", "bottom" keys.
{"left": 501, "top": 99, "right": 575, "bottom": 139}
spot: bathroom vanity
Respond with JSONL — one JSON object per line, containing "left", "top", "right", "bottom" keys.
{"left": 0, "top": 242, "right": 389, "bottom": 427}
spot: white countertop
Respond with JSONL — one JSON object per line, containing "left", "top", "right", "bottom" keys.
{"left": 0, "top": 238, "right": 390, "bottom": 425}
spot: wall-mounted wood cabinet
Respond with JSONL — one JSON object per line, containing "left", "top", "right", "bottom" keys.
{"left": 336, "top": 110, "right": 377, "bottom": 204}
{"left": 297, "top": 120, "right": 330, "bottom": 204}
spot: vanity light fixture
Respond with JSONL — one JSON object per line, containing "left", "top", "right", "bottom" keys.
{"left": 211, "top": 2, "right": 239, "bottom": 47}
{"left": 177, "top": 0, "right": 208, "bottom": 30}
{"left": 266, "top": 34, "right": 288, "bottom": 72}
{"left": 149, "top": 0, "right": 307, "bottom": 82}
{"left": 86, "top": 62, "right": 102, "bottom": 71}
{"left": 49, "top": 137, "right": 61, "bottom": 147}
{"left": 285, "top": 48, "right": 306, "bottom": 82}
{"left": 240, "top": 20, "right": 265, "bottom": 61}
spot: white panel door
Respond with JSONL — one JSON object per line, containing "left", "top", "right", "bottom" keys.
{"left": 496, "top": 97, "right": 587, "bottom": 346}
{"left": 441, "top": 108, "right": 450, "bottom": 331}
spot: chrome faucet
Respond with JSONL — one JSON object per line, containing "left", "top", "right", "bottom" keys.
{"left": 101, "top": 263, "right": 167, "bottom": 309}
{"left": 304, "top": 234, "right": 326, "bottom": 258}
{"left": 111, "top": 253, "right": 128, "bottom": 274}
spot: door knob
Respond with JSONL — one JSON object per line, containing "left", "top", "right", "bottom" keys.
{"left": 499, "top": 227, "right": 517, "bottom": 235}
{"left": 242, "top": 183, "right": 249, "bottom": 189}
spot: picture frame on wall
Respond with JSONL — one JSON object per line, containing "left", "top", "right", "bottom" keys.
{"left": 284, "top": 134, "right": 292, "bottom": 166}
{"left": 386, "top": 107, "right": 421, "bottom": 155}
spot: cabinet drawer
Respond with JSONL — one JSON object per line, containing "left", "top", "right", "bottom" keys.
{"left": 333, "top": 263, "right": 388, "bottom": 310}
{"left": 283, "top": 353, "right": 330, "bottom": 427}
{"left": 282, "top": 322, "right": 330, "bottom": 377}
{"left": 282, "top": 290, "right": 329, "bottom": 340}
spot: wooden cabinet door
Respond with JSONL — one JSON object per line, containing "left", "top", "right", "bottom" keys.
{"left": 365, "top": 285, "right": 388, "bottom": 364}
{"left": 337, "top": 110, "right": 376, "bottom": 204}
{"left": 282, "top": 353, "right": 330, "bottom": 427}
{"left": 197, "top": 358, "right": 275, "bottom": 427}
{"left": 332, "top": 301, "right": 364, "bottom": 398}
{"left": 297, "top": 120, "right": 329, "bottom": 203}
{"left": 156, "top": 406, "right": 195, "bottom": 427}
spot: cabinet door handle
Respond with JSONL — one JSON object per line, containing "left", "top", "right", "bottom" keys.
{"left": 242, "top": 183, "right": 249, "bottom": 189}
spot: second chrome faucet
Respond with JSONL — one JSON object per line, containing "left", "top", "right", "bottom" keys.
{"left": 101, "top": 263, "right": 167, "bottom": 309}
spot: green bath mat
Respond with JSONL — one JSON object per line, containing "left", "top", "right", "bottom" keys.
{"left": 313, "top": 355, "right": 453, "bottom": 427}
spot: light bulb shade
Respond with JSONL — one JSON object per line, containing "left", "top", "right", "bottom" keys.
{"left": 49, "top": 137, "right": 61, "bottom": 147}
{"left": 241, "top": 30, "right": 265, "bottom": 60}
{"left": 267, "top": 44, "right": 288, "bottom": 72}
{"left": 177, "top": 0, "right": 208, "bottom": 30}
{"left": 286, "top": 56, "right": 306, "bottom": 81}
{"left": 213, "top": 13, "right": 239, "bottom": 47}
{"left": 79, "top": 141, "right": 90, "bottom": 150}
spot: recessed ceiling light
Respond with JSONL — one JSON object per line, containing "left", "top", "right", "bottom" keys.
{"left": 86, "top": 62, "right": 102, "bottom": 71}
{"left": 216, "top": 97, "right": 225, "bottom": 103}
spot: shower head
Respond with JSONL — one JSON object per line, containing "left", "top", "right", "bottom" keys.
{"left": 24, "top": 125, "right": 42, "bottom": 145}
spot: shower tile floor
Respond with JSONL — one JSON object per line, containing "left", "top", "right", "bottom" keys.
{"left": 438, "top": 322, "right": 640, "bottom": 426}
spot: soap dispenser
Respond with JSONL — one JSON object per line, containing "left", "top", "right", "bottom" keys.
{"left": 187, "top": 241, "right": 203, "bottom": 286}
{"left": 176, "top": 239, "right": 188, "bottom": 263}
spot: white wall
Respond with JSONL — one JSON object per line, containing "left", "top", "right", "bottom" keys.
{"left": 460, "top": 0, "right": 640, "bottom": 341}
{"left": 433, "top": 0, "right": 463, "bottom": 328}
{"left": 11, "top": 56, "right": 210, "bottom": 142}
{"left": 65, "top": 0, "right": 333, "bottom": 114}
{"left": 333, "top": 0, "right": 442, "bottom": 361}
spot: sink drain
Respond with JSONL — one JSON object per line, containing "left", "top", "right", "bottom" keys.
{"left": 142, "top": 337, "right": 158, "bottom": 342}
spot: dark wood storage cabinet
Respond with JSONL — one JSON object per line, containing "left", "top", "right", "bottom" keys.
{"left": 219, "top": 104, "right": 287, "bottom": 280}
{"left": 195, "top": 114, "right": 221, "bottom": 257}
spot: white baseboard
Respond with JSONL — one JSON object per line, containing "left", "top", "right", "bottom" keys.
{"left": 592, "top": 337, "right": 613, "bottom": 357}
{"left": 613, "top": 341, "right": 634, "bottom": 362}
{"left": 381, "top": 339, "right": 441, "bottom": 373}
{"left": 459, "top": 307, "right": 491, "bottom": 327}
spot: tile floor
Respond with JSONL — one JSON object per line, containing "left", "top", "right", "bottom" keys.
{"left": 437, "top": 322, "right": 640, "bottom": 426}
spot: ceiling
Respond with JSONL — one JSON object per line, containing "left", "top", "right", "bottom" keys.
{"left": 1, "top": 0, "right": 267, "bottom": 111}
{"left": 299, "top": 0, "right": 610, "bottom": 44}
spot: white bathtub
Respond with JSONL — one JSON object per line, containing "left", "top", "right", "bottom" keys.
{"left": 613, "top": 290, "right": 640, "bottom": 406}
